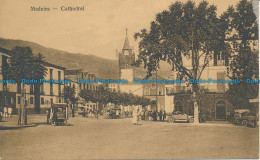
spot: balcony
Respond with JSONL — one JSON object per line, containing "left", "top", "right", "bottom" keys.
{"left": 167, "top": 86, "right": 192, "bottom": 95}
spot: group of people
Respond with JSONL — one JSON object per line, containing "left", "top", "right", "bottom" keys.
{"left": 143, "top": 109, "right": 167, "bottom": 121}
{"left": 2, "top": 107, "right": 12, "bottom": 118}
{"left": 132, "top": 109, "right": 167, "bottom": 125}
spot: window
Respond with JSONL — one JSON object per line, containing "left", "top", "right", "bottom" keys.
{"left": 11, "top": 97, "right": 14, "bottom": 104}
{"left": 50, "top": 98, "right": 53, "bottom": 104}
{"left": 214, "top": 51, "right": 226, "bottom": 66}
{"left": 17, "top": 83, "right": 21, "bottom": 94}
{"left": 144, "top": 87, "right": 150, "bottom": 95}
{"left": 58, "top": 71, "right": 61, "bottom": 80}
{"left": 41, "top": 98, "right": 44, "bottom": 104}
{"left": 30, "top": 84, "right": 34, "bottom": 94}
{"left": 58, "top": 84, "right": 61, "bottom": 96}
{"left": 50, "top": 83, "right": 53, "bottom": 95}
{"left": 50, "top": 69, "right": 53, "bottom": 80}
{"left": 59, "top": 99, "right": 61, "bottom": 103}
{"left": 17, "top": 96, "right": 21, "bottom": 104}
{"left": 30, "top": 97, "right": 34, "bottom": 104}
{"left": 158, "top": 87, "right": 163, "bottom": 95}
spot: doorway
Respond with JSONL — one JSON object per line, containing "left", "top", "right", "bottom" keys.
{"left": 216, "top": 100, "right": 226, "bottom": 120}
{"left": 175, "top": 100, "right": 183, "bottom": 113}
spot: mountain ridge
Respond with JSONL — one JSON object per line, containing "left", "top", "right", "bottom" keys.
{"left": 0, "top": 38, "right": 173, "bottom": 80}
{"left": 0, "top": 38, "right": 119, "bottom": 79}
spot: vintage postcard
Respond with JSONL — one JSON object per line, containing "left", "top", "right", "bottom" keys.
{"left": 0, "top": 0, "right": 259, "bottom": 159}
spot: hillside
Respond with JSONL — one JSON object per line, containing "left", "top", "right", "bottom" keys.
{"left": 0, "top": 38, "right": 119, "bottom": 79}
{"left": 0, "top": 38, "right": 173, "bottom": 79}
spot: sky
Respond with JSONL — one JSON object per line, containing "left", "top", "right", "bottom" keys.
{"left": 0, "top": 0, "right": 250, "bottom": 60}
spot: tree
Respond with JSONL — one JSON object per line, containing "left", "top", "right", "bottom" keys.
{"left": 225, "top": 0, "right": 259, "bottom": 108}
{"left": 63, "top": 86, "right": 78, "bottom": 117}
{"left": 8, "top": 46, "right": 47, "bottom": 125}
{"left": 32, "top": 53, "right": 48, "bottom": 114}
{"left": 79, "top": 85, "right": 151, "bottom": 109}
{"left": 134, "top": 1, "right": 224, "bottom": 124}
{"left": 63, "top": 86, "right": 78, "bottom": 104}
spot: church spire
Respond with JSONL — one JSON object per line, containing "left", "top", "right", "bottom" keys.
{"left": 123, "top": 28, "right": 131, "bottom": 50}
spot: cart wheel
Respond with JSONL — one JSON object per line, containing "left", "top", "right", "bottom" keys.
{"left": 168, "top": 117, "right": 174, "bottom": 123}
{"left": 189, "top": 118, "right": 194, "bottom": 123}
{"left": 242, "top": 120, "right": 248, "bottom": 126}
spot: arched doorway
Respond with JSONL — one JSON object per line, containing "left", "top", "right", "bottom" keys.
{"left": 216, "top": 100, "right": 226, "bottom": 120}
{"left": 151, "top": 100, "right": 157, "bottom": 111}
{"left": 175, "top": 100, "right": 183, "bottom": 113}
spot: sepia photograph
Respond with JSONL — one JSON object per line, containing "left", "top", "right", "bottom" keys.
{"left": 0, "top": 0, "right": 259, "bottom": 159}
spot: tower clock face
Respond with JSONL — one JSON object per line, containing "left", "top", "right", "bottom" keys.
{"left": 124, "top": 50, "right": 129, "bottom": 55}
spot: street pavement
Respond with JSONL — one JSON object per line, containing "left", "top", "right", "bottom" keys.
{"left": 0, "top": 115, "right": 259, "bottom": 160}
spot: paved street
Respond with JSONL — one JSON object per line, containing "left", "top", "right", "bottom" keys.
{"left": 0, "top": 115, "right": 259, "bottom": 160}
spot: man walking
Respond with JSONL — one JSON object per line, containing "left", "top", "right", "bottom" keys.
{"left": 3, "top": 106, "right": 8, "bottom": 118}
{"left": 8, "top": 107, "right": 12, "bottom": 118}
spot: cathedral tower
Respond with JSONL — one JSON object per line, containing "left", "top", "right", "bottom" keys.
{"left": 118, "top": 28, "right": 135, "bottom": 82}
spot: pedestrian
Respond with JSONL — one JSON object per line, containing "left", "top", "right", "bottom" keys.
{"left": 152, "top": 110, "right": 157, "bottom": 121}
{"left": 148, "top": 111, "right": 152, "bottom": 121}
{"left": 159, "top": 110, "right": 163, "bottom": 121}
{"left": 132, "top": 108, "right": 138, "bottom": 125}
{"left": 145, "top": 110, "right": 149, "bottom": 121}
{"left": 137, "top": 109, "right": 141, "bottom": 124}
{"left": 3, "top": 107, "right": 8, "bottom": 118}
{"left": 163, "top": 110, "right": 166, "bottom": 121}
{"left": 8, "top": 107, "right": 12, "bottom": 118}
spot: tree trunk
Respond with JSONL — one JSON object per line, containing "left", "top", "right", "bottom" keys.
{"left": 19, "top": 84, "right": 27, "bottom": 125}
{"left": 72, "top": 104, "right": 75, "bottom": 117}
{"left": 34, "top": 84, "right": 41, "bottom": 114}
{"left": 193, "top": 98, "right": 199, "bottom": 124}
{"left": 192, "top": 84, "right": 200, "bottom": 124}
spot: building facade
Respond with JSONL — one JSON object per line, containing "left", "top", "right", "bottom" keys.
{"left": 0, "top": 47, "right": 66, "bottom": 114}
{"left": 164, "top": 39, "right": 259, "bottom": 121}
{"left": 143, "top": 73, "right": 165, "bottom": 111}
{"left": 0, "top": 48, "right": 17, "bottom": 112}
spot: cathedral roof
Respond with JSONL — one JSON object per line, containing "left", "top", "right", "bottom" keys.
{"left": 122, "top": 29, "right": 131, "bottom": 50}
{"left": 123, "top": 36, "right": 131, "bottom": 50}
